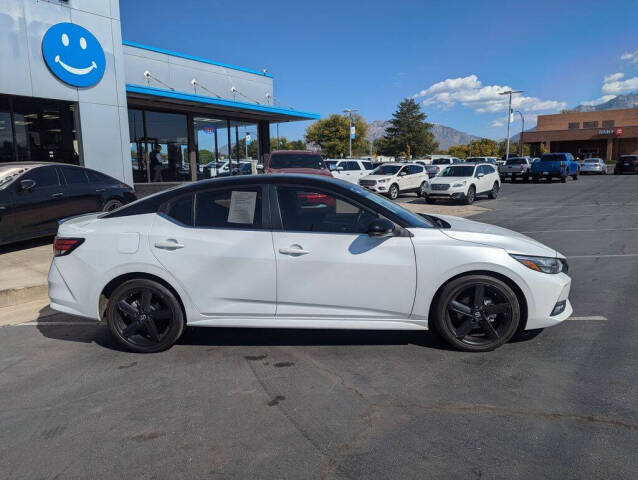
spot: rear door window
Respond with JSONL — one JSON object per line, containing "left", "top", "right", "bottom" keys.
{"left": 164, "top": 195, "right": 194, "bottom": 226}
{"left": 60, "top": 166, "right": 88, "bottom": 185}
{"left": 195, "top": 187, "right": 262, "bottom": 229}
{"left": 362, "top": 161, "right": 373, "bottom": 170}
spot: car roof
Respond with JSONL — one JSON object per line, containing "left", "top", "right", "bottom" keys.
{"left": 270, "top": 150, "right": 320, "bottom": 155}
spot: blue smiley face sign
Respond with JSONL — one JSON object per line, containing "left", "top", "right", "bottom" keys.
{"left": 42, "top": 23, "right": 106, "bottom": 88}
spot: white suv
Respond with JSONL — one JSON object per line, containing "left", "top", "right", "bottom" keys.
{"left": 358, "top": 163, "right": 429, "bottom": 199}
{"left": 426, "top": 163, "right": 500, "bottom": 204}
{"left": 325, "top": 159, "right": 374, "bottom": 184}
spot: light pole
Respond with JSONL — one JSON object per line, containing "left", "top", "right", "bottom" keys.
{"left": 499, "top": 90, "right": 523, "bottom": 160}
{"left": 515, "top": 110, "right": 525, "bottom": 156}
{"left": 343, "top": 109, "right": 358, "bottom": 158}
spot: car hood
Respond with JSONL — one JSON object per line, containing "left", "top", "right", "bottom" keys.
{"left": 435, "top": 214, "right": 561, "bottom": 258}
{"left": 360, "top": 175, "right": 393, "bottom": 181}
{"left": 430, "top": 176, "right": 471, "bottom": 184}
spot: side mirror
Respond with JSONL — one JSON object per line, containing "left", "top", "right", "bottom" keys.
{"left": 336, "top": 166, "right": 344, "bottom": 171}
{"left": 367, "top": 218, "right": 395, "bottom": 237}
{"left": 399, "top": 171, "right": 407, "bottom": 176}
{"left": 477, "top": 173, "right": 484, "bottom": 178}
{"left": 19, "top": 179, "right": 36, "bottom": 191}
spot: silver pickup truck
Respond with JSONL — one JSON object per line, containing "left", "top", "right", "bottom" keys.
{"left": 499, "top": 157, "right": 532, "bottom": 182}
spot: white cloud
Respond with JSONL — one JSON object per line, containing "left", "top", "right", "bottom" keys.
{"left": 414, "top": 75, "right": 567, "bottom": 113}
{"left": 490, "top": 120, "right": 504, "bottom": 127}
{"left": 621, "top": 51, "right": 638, "bottom": 64}
{"left": 580, "top": 94, "right": 617, "bottom": 106}
{"left": 604, "top": 72, "right": 624, "bottom": 83}
{"left": 602, "top": 75, "right": 638, "bottom": 94}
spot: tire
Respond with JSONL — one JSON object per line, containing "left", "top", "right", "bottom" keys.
{"left": 102, "top": 198, "right": 123, "bottom": 212}
{"left": 464, "top": 186, "right": 475, "bottom": 205}
{"left": 560, "top": 175, "right": 567, "bottom": 183}
{"left": 532, "top": 175, "right": 539, "bottom": 183}
{"left": 572, "top": 173, "right": 578, "bottom": 180}
{"left": 106, "top": 279, "right": 184, "bottom": 353}
{"left": 388, "top": 184, "right": 399, "bottom": 200}
{"left": 432, "top": 274, "right": 521, "bottom": 352}
{"left": 418, "top": 182, "right": 427, "bottom": 198}
{"left": 488, "top": 182, "right": 499, "bottom": 199}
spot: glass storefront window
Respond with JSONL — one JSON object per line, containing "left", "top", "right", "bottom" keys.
{"left": 194, "top": 117, "right": 230, "bottom": 179}
{"left": 0, "top": 94, "right": 78, "bottom": 164}
{"left": 128, "top": 109, "right": 145, "bottom": 183}
{"left": 229, "top": 120, "right": 259, "bottom": 174}
{"left": 145, "top": 111, "right": 189, "bottom": 183}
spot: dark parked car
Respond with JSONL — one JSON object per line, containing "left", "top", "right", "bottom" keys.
{"left": 0, "top": 162, "right": 136, "bottom": 246}
{"left": 265, "top": 150, "right": 333, "bottom": 177}
{"left": 614, "top": 155, "right": 638, "bottom": 174}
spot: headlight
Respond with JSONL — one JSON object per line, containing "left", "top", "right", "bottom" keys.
{"left": 452, "top": 181, "right": 467, "bottom": 187}
{"left": 511, "top": 254, "right": 565, "bottom": 274}
{"left": 378, "top": 179, "right": 386, "bottom": 183}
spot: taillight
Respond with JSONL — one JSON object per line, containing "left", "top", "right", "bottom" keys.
{"left": 53, "top": 237, "right": 84, "bottom": 257}
{"left": 436, "top": 166, "right": 440, "bottom": 172}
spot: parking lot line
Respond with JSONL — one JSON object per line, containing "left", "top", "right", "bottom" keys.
{"left": 14, "top": 321, "right": 100, "bottom": 326}
{"left": 566, "top": 253, "right": 638, "bottom": 259}
{"left": 567, "top": 316, "right": 608, "bottom": 321}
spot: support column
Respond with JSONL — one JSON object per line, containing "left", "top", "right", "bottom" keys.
{"left": 605, "top": 138, "right": 613, "bottom": 163}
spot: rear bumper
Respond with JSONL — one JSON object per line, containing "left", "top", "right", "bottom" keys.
{"left": 48, "top": 259, "right": 99, "bottom": 319}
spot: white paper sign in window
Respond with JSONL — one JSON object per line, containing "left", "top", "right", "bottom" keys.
{"left": 227, "top": 191, "right": 257, "bottom": 224}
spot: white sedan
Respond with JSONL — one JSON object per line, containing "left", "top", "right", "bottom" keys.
{"left": 426, "top": 163, "right": 501, "bottom": 204}
{"left": 49, "top": 174, "right": 572, "bottom": 353}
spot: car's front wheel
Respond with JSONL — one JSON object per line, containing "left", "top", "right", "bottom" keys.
{"left": 432, "top": 275, "right": 521, "bottom": 352}
{"left": 464, "top": 186, "right": 475, "bottom": 205}
{"left": 488, "top": 182, "right": 499, "bottom": 199}
{"left": 106, "top": 279, "right": 184, "bottom": 353}
{"left": 418, "top": 182, "right": 427, "bottom": 197}
{"left": 388, "top": 184, "right": 399, "bottom": 200}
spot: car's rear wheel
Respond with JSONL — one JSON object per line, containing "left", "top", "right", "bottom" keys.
{"left": 103, "top": 198, "right": 123, "bottom": 212}
{"left": 388, "top": 184, "right": 399, "bottom": 200}
{"left": 572, "top": 173, "right": 578, "bottom": 180}
{"left": 560, "top": 175, "right": 567, "bottom": 183}
{"left": 464, "top": 186, "right": 475, "bottom": 205}
{"left": 418, "top": 182, "right": 427, "bottom": 197}
{"left": 433, "top": 275, "right": 521, "bottom": 352}
{"left": 532, "top": 175, "right": 539, "bottom": 183}
{"left": 488, "top": 182, "right": 499, "bottom": 199}
{"left": 106, "top": 279, "right": 184, "bottom": 353}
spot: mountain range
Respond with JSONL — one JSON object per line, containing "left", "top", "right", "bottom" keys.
{"left": 572, "top": 93, "right": 638, "bottom": 112}
{"left": 368, "top": 120, "right": 480, "bottom": 151}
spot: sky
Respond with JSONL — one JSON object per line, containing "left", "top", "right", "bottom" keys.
{"left": 120, "top": 0, "right": 638, "bottom": 142}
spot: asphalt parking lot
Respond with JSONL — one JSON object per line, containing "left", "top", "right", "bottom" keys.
{"left": 1, "top": 175, "right": 637, "bottom": 479}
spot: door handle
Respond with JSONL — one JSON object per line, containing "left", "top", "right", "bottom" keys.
{"left": 95, "top": 188, "right": 105, "bottom": 193}
{"left": 154, "top": 239, "right": 185, "bottom": 250}
{"left": 279, "top": 245, "right": 310, "bottom": 256}
{"left": 0, "top": 205, "right": 7, "bottom": 211}
{"left": 51, "top": 193, "right": 64, "bottom": 198}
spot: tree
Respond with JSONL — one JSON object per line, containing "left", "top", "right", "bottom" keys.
{"left": 270, "top": 137, "right": 307, "bottom": 151}
{"left": 376, "top": 98, "right": 438, "bottom": 159}
{"left": 448, "top": 144, "right": 469, "bottom": 159}
{"left": 467, "top": 138, "right": 500, "bottom": 157}
{"left": 305, "top": 113, "right": 369, "bottom": 157}
{"left": 498, "top": 140, "right": 530, "bottom": 158}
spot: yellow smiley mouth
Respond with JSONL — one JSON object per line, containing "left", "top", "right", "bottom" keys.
{"left": 54, "top": 55, "right": 97, "bottom": 75}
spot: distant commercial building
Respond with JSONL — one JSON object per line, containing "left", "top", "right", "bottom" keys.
{"left": 1, "top": 0, "right": 318, "bottom": 189}
{"left": 522, "top": 108, "right": 638, "bottom": 161}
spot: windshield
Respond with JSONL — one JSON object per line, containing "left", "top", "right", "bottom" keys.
{"left": 440, "top": 165, "right": 475, "bottom": 177}
{"left": 432, "top": 159, "right": 450, "bottom": 165}
{"left": 269, "top": 154, "right": 324, "bottom": 170}
{"left": 325, "top": 160, "right": 338, "bottom": 170}
{"left": 371, "top": 165, "right": 402, "bottom": 175}
{"left": 0, "top": 166, "right": 30, "bottom": 188}
{"left": 506, "top": 159, "right": 526, "bottom": 165}
{"left": 584, "top": 159, "right": 600, "bottom": 163}
{"left": 344, "top": 182, "right": 434, "bottom": 228}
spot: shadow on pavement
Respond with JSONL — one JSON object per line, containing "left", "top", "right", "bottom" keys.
{"left": 0, "top": 235, "right": 54, "bottom": 255}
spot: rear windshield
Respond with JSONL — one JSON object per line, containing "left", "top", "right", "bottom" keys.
{"left": 432, "top": 159, "right": 450, "bottom": 165}
{"left": 619, "top": 156, "right": 638, "bottom": 161}
{"left": 541, "top": 154, "right": 567, "bottom": 162}
{"left": 0, "top": 165, "right": 30, "bottom": 187}
{"left": 440, "top": 165, "right": 475, "bottom": 177}
{"left": 584, "top": 159, "right": 601, "bottom": 163}
{"left": 506, "top": 159, "right": 526, "bottom": 165}
{"left": 269, "top": 154, "right": 324, "bottom": 170}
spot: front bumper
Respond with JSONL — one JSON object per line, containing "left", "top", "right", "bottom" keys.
{"left": 360, "top": 183, "right": 389, "bottom": 193}
{"left": 525, "top": 272, "right": 572, "bottom": 329}
{"left": 426, "top": 187, "right": 467, "bottom": 200}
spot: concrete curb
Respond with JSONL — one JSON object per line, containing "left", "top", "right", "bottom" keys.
{"left": 0, "top": 284, "right": 49, "bottom": 308}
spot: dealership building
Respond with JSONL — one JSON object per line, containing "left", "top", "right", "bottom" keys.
{"left": 522, "top": 108, "right": 638, "bottom": 161}
{"left": 1, "top": 0, "right": 318, "bottom": 188}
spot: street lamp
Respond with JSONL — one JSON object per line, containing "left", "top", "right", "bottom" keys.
{"left": 343, "top": 109, "right": 358, "bottom": 158}
{"left": 515, "top": 110, "right": 525, "bottom": 156}
{"left": 499, "top": 90, "right": 523, "bottom": 160}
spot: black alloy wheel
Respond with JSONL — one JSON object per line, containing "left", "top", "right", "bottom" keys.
{"left": 388, "top": 184, "right": 399, "bottom": 200}
{"left": 103, "top": 199, "right": 123, "bottom": 212}
{"left": 433, "top": 275, "right": 520, "bottom": 351}
{"left": 106, "top": 279, "right": 184, "bottom": 353}
{"left": 464, "top": 186, "right": 476, "bottom": 205}
{"left": 488, "top": 182, "right": 499, "bottom": 199}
